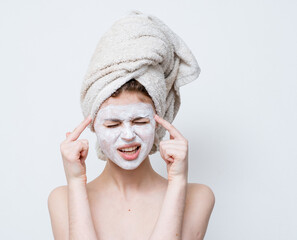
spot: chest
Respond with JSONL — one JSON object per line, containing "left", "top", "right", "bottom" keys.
{"left": 88, "top": 192, "right": 165, "bottom": 240}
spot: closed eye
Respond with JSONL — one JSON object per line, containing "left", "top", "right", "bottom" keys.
{"left": 134, "top": 122, "right": 148, "bottom": 125}
{"left": 106, "top": 124, "right": 120, "bottom": 128}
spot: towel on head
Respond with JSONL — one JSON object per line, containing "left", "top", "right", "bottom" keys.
{"left": 80, "top": 10, "right": 201, "bottom": 161}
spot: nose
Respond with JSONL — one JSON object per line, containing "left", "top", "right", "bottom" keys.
{"left": 120, "top": 123, "right": 136, "bottom": 141}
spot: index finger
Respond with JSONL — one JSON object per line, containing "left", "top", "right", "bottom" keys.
{"left": 66, "top": 115, "right": 92, "bottom": 142}
{"left": 154, "top": 114, "right": 183, "bottom": 140}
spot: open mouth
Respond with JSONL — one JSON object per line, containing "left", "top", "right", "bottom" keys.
{"left": 117, "top": 145, "right": 141, "bottom": 160}
{"left": 118, "top": 145, "right": 140, "bottom": 154}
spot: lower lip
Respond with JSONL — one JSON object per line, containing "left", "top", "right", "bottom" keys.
{"left": 117, "top": 146, "right": 141, "bottom": 161}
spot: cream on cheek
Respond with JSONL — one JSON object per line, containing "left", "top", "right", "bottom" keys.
{"left": 94, "top": 102, "right": 156, "bottom": 169}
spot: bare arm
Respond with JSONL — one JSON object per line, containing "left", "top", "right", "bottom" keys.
{"left": 67, "top": 179, "right": 98, "bottom": 240}
{"left": 151, "top": 115, "right": 215, "bottom": 240}
{"left": 48, "top": 115, "right": 98, "bottom": 240}
{"left": 148, "top": 177, "right": 187, "bottom": 240}
{"left": 149, "top": 115, "right": 189, "bottom": 240}
{"left": 183, "top": 183, "right": 215, "bottom": 240}
{"left": 48, "top": 186, "right": 69, "bottom": 240}
{"left": 47, "top": 181, "right": 98, "bottom": 240}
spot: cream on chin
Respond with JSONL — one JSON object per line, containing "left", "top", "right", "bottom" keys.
{"left": 94, "top": 102, "right": 156, "bottom": 170}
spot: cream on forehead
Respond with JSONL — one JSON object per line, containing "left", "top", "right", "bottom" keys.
{"left": 94, "top": 102, "right": 156, "bottom": 170}
{"left": 96, "top": 102, "right": 155, "bottom": 123}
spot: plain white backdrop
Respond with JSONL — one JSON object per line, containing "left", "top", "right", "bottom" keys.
{"left": 0, "top": 0, "right": 296, "bottom": 239}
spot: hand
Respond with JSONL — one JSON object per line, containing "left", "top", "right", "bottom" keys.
{"left": 60, "top": 115, "right": 92, "bottom": 184}
{"left": 154, "top": 114, "right": 188, "bottom": 182}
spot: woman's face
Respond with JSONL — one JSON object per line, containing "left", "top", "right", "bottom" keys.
{"left": 94, "top": 92, "right": 156, "bottom": 170}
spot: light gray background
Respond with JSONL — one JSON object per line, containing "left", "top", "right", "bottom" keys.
{"left": 0, "top": 0, "right": 296, "bottom": 239}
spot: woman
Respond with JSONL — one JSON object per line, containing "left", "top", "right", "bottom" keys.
{"left": 48, "top": 80, "right": 215, "bottom": 240}
{"left": 48, "top": 11, "right": 215, "bottom": 240}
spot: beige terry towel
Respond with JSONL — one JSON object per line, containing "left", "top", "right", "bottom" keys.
{"left": 80, "top": 10, "right": 201, "bottom": 161}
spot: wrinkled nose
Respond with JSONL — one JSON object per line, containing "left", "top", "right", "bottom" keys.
{"left": 120, "top": 124, "right": 136, "bottom": 141}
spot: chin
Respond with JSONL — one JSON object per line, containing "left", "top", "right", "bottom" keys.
{"left": 115, "top": 158, "right": 144, "bottom": 170}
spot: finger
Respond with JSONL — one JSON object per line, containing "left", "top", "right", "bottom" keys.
{"left": 66, "top": 132, "right": 71, "bottom": 138}
{"left": 159, "top": 145, "right": 174, "bottom": 164}
{"left": 154, "top": 114, "right": 183, "bottom": 140}
{"left": 80, "top": 146, "right": 89, "bottom": 162}
{"left": 76, "top": 139, "right": 89, "bottom": 148}
{"left": 80, "top": 139, "right": 89, "bottom": 147}
{"left": 76, "top": 140, "right": 89, "bottom": 157}
{"left": 162, "top": 150, "right": 174, "bottom": 163}
{"left": 160, "top": 139, "right": 186, "bottom": 146}
{"left": 160, "top": 140, "right": 188, "bottom": 152}
{"left": 66, "top": 115, "right": 92, "bottom": 142}
{"left": 166, "top": 155, "right": 174, "bottom": 162}
{"left": 162, "top": 147, "right": 176, "bottom": 161}
{"left": 80, "top": 147, "right": 89, "bottom": 160}
{"left": 160, "top": 149, "right": 172, "bottom": 165}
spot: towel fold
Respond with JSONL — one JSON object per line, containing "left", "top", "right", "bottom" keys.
{"left": 80, "top": 10, "right": 201, "bottom": 160}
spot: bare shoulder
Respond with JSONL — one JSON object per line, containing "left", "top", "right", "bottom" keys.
{"left": 48, "top": 185, "right": 67, "bottom": 198}
{"left": 47, "top": 185, "right": 69, "bottom": 239}
{"left": 48, "top": 185, "right": 68, "bottom": 209}
{"left": 182, "top": 183, "right": 215, "bottom": 240}
{"left": 186, "top": 183, "right": 215, "bottom": 220}
{"left": 187, "top": 183, "right": 215, "bottom": 204}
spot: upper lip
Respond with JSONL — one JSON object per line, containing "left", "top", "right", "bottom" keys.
{"left": 117, "top": 143, "right": 141, "bottom": 150}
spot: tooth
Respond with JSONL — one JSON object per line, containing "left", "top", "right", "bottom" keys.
{"left": 121, "top": 146, "right": 138, "bottom": 152}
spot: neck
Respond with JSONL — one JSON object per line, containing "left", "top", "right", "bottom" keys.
{"left": 99, "top": 156, "right": 162, "bottom": 199}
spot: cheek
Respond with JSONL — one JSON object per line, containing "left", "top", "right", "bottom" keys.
{"left": 134, "top": 124, "right": 155, "bottom": 141}
{"left": 96, "top": 126, "right": 120, "bottom": 145}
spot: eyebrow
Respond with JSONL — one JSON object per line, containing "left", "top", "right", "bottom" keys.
{"left": 133, "top": 117, "right": 149, "bottom": 121}
{"left": 104, "top": 118, "right": 122, "bottom": 122}
{"left": 103, "top": 117, "right": 149, "bottom": 122}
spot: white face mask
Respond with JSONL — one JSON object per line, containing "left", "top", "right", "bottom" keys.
{"left": 94, "top": 102, "right": 156, "bottom": 170}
